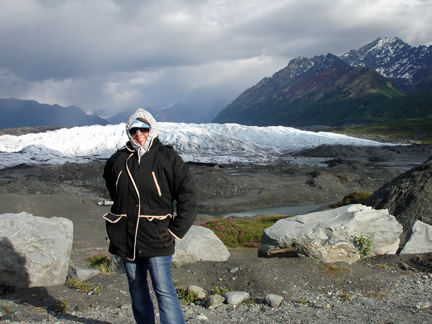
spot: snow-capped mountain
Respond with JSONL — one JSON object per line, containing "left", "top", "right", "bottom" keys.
{"left": 340, "top": 37, "right": 432, "bottom": 93}
{"left": 0, "top": 122, "right": 390, "bottom": 169}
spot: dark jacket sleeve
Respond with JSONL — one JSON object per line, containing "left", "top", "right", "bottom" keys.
{"left": 103, "top": 152, "right": 121, "bottom": 201}
{"left": 168, "top": 151, "right": 198, "bottom": 239}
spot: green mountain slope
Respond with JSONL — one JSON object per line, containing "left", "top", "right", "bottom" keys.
{"left": 213, "top": 54, "right": 404, "bottom": 127}
{"left": 335, "top": 88, "right": 432, "bottom": 143}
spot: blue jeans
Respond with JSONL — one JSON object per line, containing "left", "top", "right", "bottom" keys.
{"left": 123, "top": 255, "right": 185, "bottom": 324}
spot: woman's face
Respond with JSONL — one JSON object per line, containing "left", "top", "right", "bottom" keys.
{"left": 132, "top": 129, "right": 149, "bottom": 146}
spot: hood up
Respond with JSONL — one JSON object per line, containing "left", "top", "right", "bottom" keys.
{"left": 126, "top": 108, "right": 159, "bottom": 163}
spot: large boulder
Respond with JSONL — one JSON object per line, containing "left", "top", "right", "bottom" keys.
{"left": 173, "top": 226, "right": 230, "bottom": 266}
{"left": 400, "top": 220, "right": 432, "bottom": 254}
{"left": 365, "top": 156, "right": 432, "bottom": 230}
{"left": 259, "top": 204, "right": 403, "bottom": 263}
{"left": 0, "top": 212, "right": 73, "bottom": 288}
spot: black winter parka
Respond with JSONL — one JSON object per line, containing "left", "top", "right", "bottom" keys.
{"left": 103, "top": 138, "right": 197, "bottom": 260}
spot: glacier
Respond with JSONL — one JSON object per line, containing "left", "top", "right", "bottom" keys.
{"left": 0, "top": 122, "right": 391, "bottom": 169}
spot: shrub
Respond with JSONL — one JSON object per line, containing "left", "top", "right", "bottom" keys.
{"left": 201, "top": 215, "right": 288, "bottom": 248}
{"left": 330, "top": 191, "right": 371, "bottom": 208}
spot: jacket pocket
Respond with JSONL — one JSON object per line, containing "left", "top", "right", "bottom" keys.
{"left": 158, "top": 229, "right": 175, "bottom": 248}
{"left": 103, "top": 213, "right": 128, "bottom": 255}
{"left": 103, "top": 212, "right": 126, "bottom": 223}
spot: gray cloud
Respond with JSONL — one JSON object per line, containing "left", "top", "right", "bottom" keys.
{"left": 0, "top": 0, "right": 431, "bottom": 116}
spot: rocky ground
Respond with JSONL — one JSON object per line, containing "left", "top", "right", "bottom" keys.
{"left": 1, "top": 143, "right": 432, "bottom": 323}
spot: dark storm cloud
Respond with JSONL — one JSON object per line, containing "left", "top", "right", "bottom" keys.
{"left": 0, "top": 0, "right": 431, "bottom": 115}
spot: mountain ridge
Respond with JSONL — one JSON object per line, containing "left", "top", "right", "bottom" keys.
{"left": 341, "top": 36, "right": 432, "bottom": 93}
{"left": 0, "top": 98, "right": 108, "bottom": 129}
{"left": 213, "top": 37, "right": 432, "bottom": 141}
{"left": 213, "top": 53, "right": 404, "bottom": 126}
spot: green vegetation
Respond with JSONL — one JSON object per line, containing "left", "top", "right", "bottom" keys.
{"left": 209, "top": 285, "right": 231, "bottom": 295}
{"left": 55, "top": 300, "right": 68, "bottom": 313}
{"left": 201, "top": 215, "right": 289, "bottom": 248}
{"left": 65, "top": 278, "right": 100, "bottom": 295}
{"left": 334, "top": 174, "right": 348, "bottom": 182}
{"left": 340, "top": 292, "right": 350, "bottom": 302}
{"left": 330, "top": 191, "right": 372, "bottom": 208}
{"left": 354, "top": 235, "right": 372, "bottom": 257}
{"left": 87, "top": 252, "right": 111, "bottom": 273}
{"left": 176, "top": 285, "right": 232, "bottom": 305}
{"left": 337, "top": 116, "right": 432, "bottom": 144}
{"left": 296, "top": 297, "right": 308, "bottom": 305}
{"left": 336, "top": 89, "right": 432, "bottom": 143}
{"left": 177, "top": 289, "right": 199, "bottom": 305}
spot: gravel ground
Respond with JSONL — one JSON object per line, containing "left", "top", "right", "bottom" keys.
{"left": 2, "top": 253, "right": 432, "bottom": 324}
{"left": 1, "top": 143, "right": 432, "bottom": 323}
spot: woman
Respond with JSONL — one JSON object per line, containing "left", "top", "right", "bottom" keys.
{"left": 103, "top": 108, "right": 197, "bottom": 324}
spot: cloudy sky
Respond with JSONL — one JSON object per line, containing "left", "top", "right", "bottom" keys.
{"left": 1, "top": 0, "right": 431, "bottom": 117}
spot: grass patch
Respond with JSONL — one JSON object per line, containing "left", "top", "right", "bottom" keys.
{"left": 210, "top": 285, "right": 231, "bottom": 295}
{"left": 201, "top": 215, "right": 289, "bottom": 248}
{"left": 87, "top": 252, "right": 111, "bottom": 273}
{"left": 330, "top": 191, "right": 371, "bottom": 208}
{"left": 319, "top": 263, "right": 352, "bottom": 278}
{"left": 176, "top": 288, "right": 199, "bottom": 305}
{"left": 65, "top": 278, "right": 100, "bottom": 295}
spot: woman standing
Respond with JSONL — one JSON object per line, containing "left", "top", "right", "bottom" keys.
{"left": 103, "top": 108, "right": 197, "bottom": 324}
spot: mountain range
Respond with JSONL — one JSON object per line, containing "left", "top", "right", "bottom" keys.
{"left": 1, "top": 37, "right": 431, "bottom": 140}
{"left": 213, "top": 37, "right": 432, "bottom": 141}
{"left": 0, "top": 98, "right": 108, "bottom": 130}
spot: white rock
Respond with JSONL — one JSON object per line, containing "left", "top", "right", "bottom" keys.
{"left": 205, "top": 294, "right": 225, "bottom": 309}
{"left": 400, "top": 220, "right": 432, "bottom": 254}
{"left": 0, "top": 212, "right": 73, "bottom": 288}
{"left": 223, "top": 291, "right": 250, "bottom": 305}
{"left": 173, "top": 226, "right": 230, "bottom": 266}
{"left": 187, "top": 285, "right": 207, "bottom": 299}
{"left": 259, "top": 204, "right": 403, "bottom": 263}
{"left": 68, "top": 265, "right": 100, "bottom": 282}
{"left": 265, "top": 294, "right": 284, "bottom": 308}
{"left": 296, "top": 239, "right": 360, "bottom": 264}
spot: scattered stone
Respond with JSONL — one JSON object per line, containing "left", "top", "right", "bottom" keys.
{"left": 173, "top": 226, "right": 230, "bottom": 266}
{"left": 196, "top": 314, "right": 209, "bottom": 320}
{"left": 223, "top": 291, "right": 250, "bottom": 305}
{"left": 204, "top": 294, "right": 225, "bottom": 309}
{"left": 399, "top": 262, "right": 410, "bottom": 270}
{"left": 416, "top": 301, "right": 431, "bottom": 309}
{"left": 187, "top": 285, "right": 207, "bottom": 299}
{"left": 68, "top": 264, "right": 100, "bottom": 281}
{"left": 230, "top": 267, "right": 239, "bottom": 273}
{"left": 400, "top": 220, "right": 432, "bottom": 254}
{"left": 265, "top": 294, "right": 284, "bottom": 308}
{"left": 109, "top": 255, "right": 126, "bottom": 274}
{"left": 0, "top": 212, "right": 73, "bottom": 288}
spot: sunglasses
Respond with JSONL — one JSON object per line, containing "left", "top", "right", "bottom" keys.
{"left": 129, "top": 127, "right": 150, "bottom": 136}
